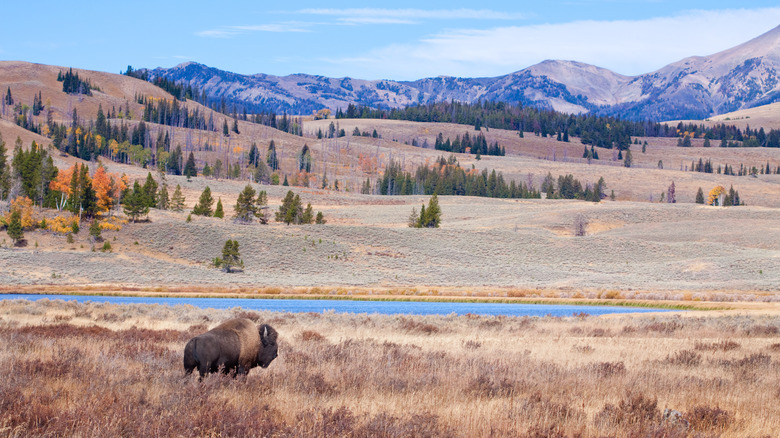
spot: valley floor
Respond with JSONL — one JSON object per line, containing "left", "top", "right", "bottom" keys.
{"left": 2, "top": 192, "right": 779, "bottom": 300}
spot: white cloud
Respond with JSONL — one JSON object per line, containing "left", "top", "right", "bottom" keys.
{"left": 321, "top": 7, "right": 780, "bottom": 80}
{"left": 197, "top": 22, "right": 311, "bottom": 38}
{"left": 298, "top": 8, "right": 528, "bottom": 23}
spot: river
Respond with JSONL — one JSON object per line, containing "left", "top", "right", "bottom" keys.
{"left": 0, "top": 294, "right": 677, "bottom": 317}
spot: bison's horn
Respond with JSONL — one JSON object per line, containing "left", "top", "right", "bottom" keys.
{"left": 263, "top": 325, "right": 268, "bottom": 338}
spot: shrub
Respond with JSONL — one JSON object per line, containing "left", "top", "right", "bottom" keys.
{"left": 665, "top": 350, "right": 702, "bottom": 367}
{"left": 596, "top": 391, "right": 659, "bottom": 428}
{"left": 685, "top": 405, "right": 733, "bottom": 431}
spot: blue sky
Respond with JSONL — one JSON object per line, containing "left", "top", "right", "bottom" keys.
{"left": 2, "top": 1, "right": 780, "bottom": 80}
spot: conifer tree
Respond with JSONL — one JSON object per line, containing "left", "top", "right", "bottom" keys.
{"left": 157, "top": 182, "right": 169, "bottom": 210}
{"left": 266, "top": 140, "right": 279, "bottom": 171}
{"left": 0, "top": 133, "right": 8, "bottom": 200}
{"left": 233, "top": 184, "right": 257, "bottom": 223}
{"left": 183, "top": 152, "right": 197, "bottom": 178}
{"left": 256, "top": 190, "right": 269, "bottom": 224}
{"left": 192, "top": 186, "right": 214, "bottom": 216}
{"left": 407, "top": 207, "right": 418, "bottom": 228}
{"left": 667, "top": 181, "right": 676, "bottom": 203}
{"left": 7, "top": 210, "right": 23, "bottom": 245}
{"left": 695, "top": 187, "right": 705, "bottom": 204}
{"left": 623, "top": 149, "right": 633, "bottom": 168}
{"left": 170, "top": 184, "right": 185, "bottom": 212}
{"left": 420, "top": 193, "right": 441, "bottom": 228}
{"left": 89, "top": 219, "right": 102, "bottom": 242}
{"left": 298, "top": 144, "right": 312, "bottom": 173}
{"left": 214, "top": 198, "right": 224, "bottom": 218}
{"left": 301, "top": 203, "right": 314, "bottom": 224}
{"left": 315, "top": 211, "right": 326, "bottom": 224}
{"left": 215, "top": 239, "right": 243, "bottom": 273}
{"left": 276, "top": 190, "right": 302, "bottom": 224}
{"left": 123, "top": 181, "right": 149, "bottom": 222}
{"left": 142, "top": 172, "right": 157, "bottom": 208}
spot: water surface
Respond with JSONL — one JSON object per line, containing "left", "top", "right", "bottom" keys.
{"left": 1, "top": 294, "right": 676, "bottom": 317}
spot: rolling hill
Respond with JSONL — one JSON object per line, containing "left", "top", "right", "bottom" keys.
{"left": 0, "top": 59, "right": 779, "bottom": 295}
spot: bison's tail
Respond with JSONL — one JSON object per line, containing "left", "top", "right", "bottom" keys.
{"left": 183, "top": 338, "right": 198, "bottom": 375}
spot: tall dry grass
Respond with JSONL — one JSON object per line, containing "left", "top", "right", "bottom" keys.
{"left": 0, "top": 299, "right": 778, "bottom": 437}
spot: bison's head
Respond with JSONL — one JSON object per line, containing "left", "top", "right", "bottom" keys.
{"left": 258, "top": 324, "right": 279, "bottom": 368}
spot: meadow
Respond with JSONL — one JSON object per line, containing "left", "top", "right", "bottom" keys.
{"left": 1, "top": 298, "right": 778, "bottom": 437}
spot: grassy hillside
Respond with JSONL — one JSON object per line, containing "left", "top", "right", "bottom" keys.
{"left": 1, "top": 62, "right": 779, "bottom": 297}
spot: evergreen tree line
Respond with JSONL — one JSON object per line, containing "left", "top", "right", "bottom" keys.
{"left": 687, "top": 158, "right": 780, "bottom": 176}
{"left": 124, "top": 66, "right": 303, "bottom": 136}
{"left": 366, "top": 155, "right": 603, "bottom": 202}
{"left": 57, "top": 68, "right": 94, "bottom": 95}
{"left": 433, "top": 131, "right": 505, "bottom": 156}
{"left": 336, "top": 101, "right": 780, "bottom": 149}
{"left": 7, "top": 138, "right": 58, "bottom": 207}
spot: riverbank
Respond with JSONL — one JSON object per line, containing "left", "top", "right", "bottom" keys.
{"left": 0, "top": 284, "right": 762, "bottom": 312}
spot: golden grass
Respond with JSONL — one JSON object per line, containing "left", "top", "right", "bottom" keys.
{"left": 1, "top": 299, "right": 778, "bottom": 437}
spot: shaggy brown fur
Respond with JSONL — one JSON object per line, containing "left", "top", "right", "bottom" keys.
{"left": 183, "top": 318, "right": 278, "bottom": 378}
{"left": 216, "top": 318, "right": 261, "bottom": 372}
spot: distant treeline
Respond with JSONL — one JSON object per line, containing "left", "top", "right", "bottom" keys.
{"left": 336, "top": 101, "right": 780, "bottom": 149}
{"left": 364, "top": 155, "right": 604, "bottom": 202}
{"left": 124, "top": 66, "right": 303, "bottom": 136}
{"left": 432, "top": 132, "right": 505, "bottom": 156}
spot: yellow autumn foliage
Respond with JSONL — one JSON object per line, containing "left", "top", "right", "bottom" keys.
{"left": 47, "top": 214, "right": 80, "bottom": 234}
{"left": 6, "top": 197, "right": 37, "bottom": 229}
{"left": 99, "top": 216, "right": 127, "bottom": 231}
{"left": 708, "top": 185, "right": 726, "bottom": 206}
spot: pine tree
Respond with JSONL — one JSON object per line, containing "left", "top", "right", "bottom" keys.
{"left": 298, "top": 144, "right": 312, "bottom": 173}
{"left": 276, "top": 190, "right": 302, "bottom": 224}
{"left": 301, "top": 203, "right": 314, "bottom": 224}
{"left": 256, "top": 190, "right": 269, "bottom": 224}
{"left": 183, "top": 152, "right": 197, "bottom": 178}
{"left": 7, "top": 210, "right": 23, "bottom": 245}
{"left": 667, "top": 181, "right": 676, "bottom": 203}
{"left": 89, "top": 220, "right": 102, "bottom": 242}
{"left": 214, "top": 198, "right": 224, "bottom": 218}
{"left": 315, "top": 211, "right": 326, "bottom": 224}
{"left": 142, "top": 172, "right": 157, "bottom": 208}
{"left": 266, "top": 140, "right": 279, "bottom": 171}
{"left": 123, "top": 181, "right": 149, "bottom": 222}
{"left": 222, "top": 119, "right": 229, "bottom": 136}
{"left": 623, "top": 149, "right": 632, "bottom": 168}
{"left": 0, "top": 133, "right": 8, "bottom": 200}
{"left": 234, "top": 184, "right": 257, "bottom": 223}
{"left": 215, "top": 239, "right": 243, "bottom": 273}
{"left": 170, "top": 184, "right": 185, "bottom": 212}
{"left": 192, "top": 186, "right": 214, "bottom": 216}
{"left": 407, "top": 207, "right": 418, "bottom": 228}
{"left": 695, "top": 187, "right": 705, "bottom": 204}
{"left": 157, "top": 182, "right": 169, "bottom": 210}
{"left": 420, "top": 193, "right": 441, "bottom": 228}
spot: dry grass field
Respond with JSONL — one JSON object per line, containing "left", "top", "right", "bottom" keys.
{"left": 0, "top": 299, "right": 778, "bottom": 437}
{"left": 2, "top": 187, "right": 779, "bottom": 297}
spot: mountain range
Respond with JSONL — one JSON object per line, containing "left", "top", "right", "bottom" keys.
{"left": 147, "top": 25, "right": 780, "bottom": 121}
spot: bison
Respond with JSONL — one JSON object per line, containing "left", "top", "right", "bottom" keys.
{"left": 183, "top": 318, "right": 278, "bottom": 379}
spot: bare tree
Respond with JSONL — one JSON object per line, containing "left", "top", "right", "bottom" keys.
{"left": 573, "top": 214, "right": 587, "bottom": 237}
